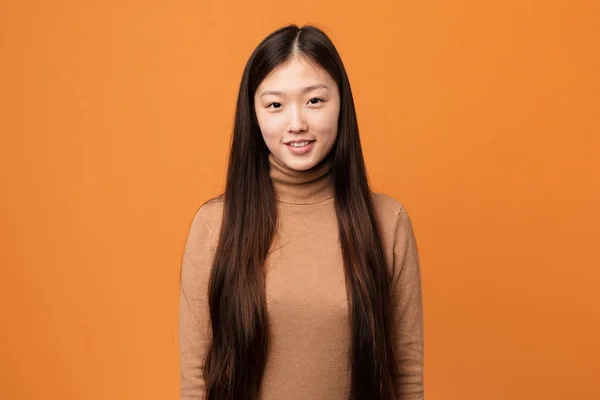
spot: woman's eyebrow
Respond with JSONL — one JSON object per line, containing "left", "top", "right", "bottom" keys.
{"left": 260, "top": 84, "right": 329, "bottom": 98}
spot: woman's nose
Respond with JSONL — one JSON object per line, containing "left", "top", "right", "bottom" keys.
{"left": 287, "top": 104, "right": 308, "bottom": 133}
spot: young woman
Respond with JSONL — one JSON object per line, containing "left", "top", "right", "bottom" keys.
{"left": 179, "top": 24, "right": 424, "bottom": 400}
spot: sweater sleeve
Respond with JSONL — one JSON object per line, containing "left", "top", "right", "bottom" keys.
{"left": 179, "top": 207, "right": 214, "bottom": 400}
{"left": 391, "top": 206, "right": 424, "bottom": 399}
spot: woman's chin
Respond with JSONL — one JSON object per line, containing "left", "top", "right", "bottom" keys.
{"left": 280, "top": 155, "right": 318, "bottom": 172}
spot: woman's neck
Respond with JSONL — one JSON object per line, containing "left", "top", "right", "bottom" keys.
{"left": 268, "top": 152, "right": 334, "bottom": 205}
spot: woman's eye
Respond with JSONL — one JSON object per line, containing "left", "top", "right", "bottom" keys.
{"left": 268, "top": 102, "right": 282, "bottom": 109}
{"left": 308, "top": 98, "right": 323, "bottom": 105}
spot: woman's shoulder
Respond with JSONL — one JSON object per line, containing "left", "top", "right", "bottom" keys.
{"left": 198, "top": 194, "right": 225, "bottom": 216}
{"left": 370, "top": 191, "right": 407, "bottom": 219}
{"left": 188, "top": 195, "right": 225, "bottom": 237}
{"left": 369, "top": 190, "right": 417, "bottom": 237}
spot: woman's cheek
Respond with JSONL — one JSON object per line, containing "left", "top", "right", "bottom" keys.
{"left": 258, "top": 115, "right": 285, "bottom": 142}
{"left": 312, "top": 112, "right": 338, "bottom": 136}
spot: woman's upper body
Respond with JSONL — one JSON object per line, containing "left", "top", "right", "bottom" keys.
{"left": 179, "top": 152, "right": 424, "bottom": 399}
{"left": 180, "top": 24, "right": 424, "bottom": 400}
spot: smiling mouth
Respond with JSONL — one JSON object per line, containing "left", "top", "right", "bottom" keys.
{"left": 288, "top": 140, "right": 314, "bottom": 147}
{"left": 286, "top": 140, "right": 315, "bottom": 147}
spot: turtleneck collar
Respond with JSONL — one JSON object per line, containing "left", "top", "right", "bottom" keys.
{"left": 268, "top": 152, "right": 334, "bottom": 205}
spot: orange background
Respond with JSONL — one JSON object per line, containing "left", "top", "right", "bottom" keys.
{"left": 1, "top": 1, "right": 598, "bottom": 399}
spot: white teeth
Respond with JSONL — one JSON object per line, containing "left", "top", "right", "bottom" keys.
{"left": 289, "top": 141, "right": 310, "bottom": 147}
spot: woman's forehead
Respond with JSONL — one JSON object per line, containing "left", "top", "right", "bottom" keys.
{"left": 257, "top": 57, "right": 336, "bottom": 96}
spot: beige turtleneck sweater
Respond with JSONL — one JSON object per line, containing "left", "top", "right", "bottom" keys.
{"left": 179, "top": 153, "right": 424, "bottom": 399}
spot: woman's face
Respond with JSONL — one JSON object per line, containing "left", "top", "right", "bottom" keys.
{"left": 254, "top": 54, "right": 340, "bottom": 171}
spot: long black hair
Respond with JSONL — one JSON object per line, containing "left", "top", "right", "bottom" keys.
{"left": 204, "top": 24, "right": 397, "bottom": 399}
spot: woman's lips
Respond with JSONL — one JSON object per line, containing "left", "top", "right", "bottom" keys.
{"left": 285, "top": 140, "right": 315, "bottom": 155}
